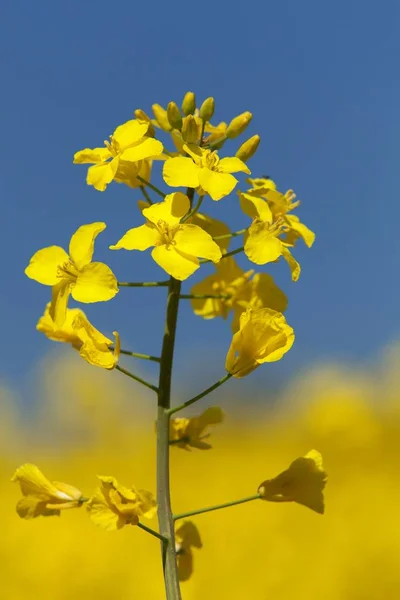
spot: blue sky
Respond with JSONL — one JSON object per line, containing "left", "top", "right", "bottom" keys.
{"left": 1, "top": 0, "right": 399, "bottom": 394}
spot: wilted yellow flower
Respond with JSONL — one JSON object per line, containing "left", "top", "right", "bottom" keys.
{"left": 110, "top": 193, "right": 222, "bottom": 280}
{"left": 240, "top": 192, "right": 301, "bottom": 281}
{"left": 226, "top": 307, "right": 294, "bottom": 378}
{"left": 191, "top": 257, "right": 288, "bottom": 332}
{"left": 163, "top": 144, "right": 250, "bottom": 201}
{"left": 258, "top": 450, "right": 327, "bottom": 514}
{"left": 37, "top": 303, "right": 120, "bottom": 369}
{"left": 87, "top": 476, "right": 157, "bottom": 531}
{"left": 175, "top": 521, "right": 203, "bottom": 581}
{"left": 12, "top": 464, "right": 84, "bottom": 519}
{"left": 73, "top": 119, "right": 163, "bottom": 191}
{"left": 169, "top": 407, "right": 224, "bottom": 450}
{"left": 25, "top": 222, "right": 118, "bottom": 325}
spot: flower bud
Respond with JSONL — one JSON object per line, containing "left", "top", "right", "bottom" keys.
{"left": 199, "top": 97, "right": 215, "bottom": 122}
{"left": 152, "top": 104, "right": 172, "bottom": 131}
{"left": 167, "top": 101, "right": 183, "bottom": 130}
{"left": 181, "top": 115, "right": 202, "bottom": 144}
{"left": 134, "top": 109, "right": 155, "bottom": 137}
{"left": 226, "top": 111, "right": 252, "bottom": 139}
{"left": 235, "top": 135, "right": 260, "bottom": 161}
{"left": 181, "top": 91, "right": 196, "bottom": 116}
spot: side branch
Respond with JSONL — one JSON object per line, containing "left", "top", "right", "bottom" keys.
{"left": 173, "top": 494, "right": 261, "bottom": 521}
{"left": 118, "top": 281, "right": 169, "bottom": 287}
{"left": 115, "top": 365, "right": 159, "bottom": 393}
{"left": 168, "top": 373, "right": 232, "bottom": 416}
{"left": 200, "top": 246, "right": 244, "bottom": 264}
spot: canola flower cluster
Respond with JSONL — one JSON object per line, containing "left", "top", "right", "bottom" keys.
{"left": 17, "top": 91, "right": 323, "bottom": 598}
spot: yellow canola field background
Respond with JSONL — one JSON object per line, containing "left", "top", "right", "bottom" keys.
{"left": 2, "top": 346, "right": 400, "bottom": 599}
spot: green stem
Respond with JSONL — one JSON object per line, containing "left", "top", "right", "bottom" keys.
{"left": 199, "top": 246, "right": 244, "bottom": 264}
{"left": 213, "top": 228, "right": 246, "bottom": 241}
{"left": 157, "top": 275, "right": 183, "bottom": 600}
{"left": 168, "top": 373, "right": 232, "bottom": 416}
{"left": 137, "top": 175, "right": 166, "bottom": 198}
{"left": 115, "top": 365, "right": 159, "bottom": 393}
{"left": 181, "top": 194, "right": 203, "bottom": 223}
{"left": 118, "top": 281, "right": 169, "bottom": 287}
{"left": 140, "top": 185, "right": 153, "bottom": 205}
{"left": 179, "top": 294, "right": 231, "bottom": 300}
{"left": 173, "top": 494, "right": 261, "bottom": 521}
{"left": 119, "top": 349, "right": 161, "bottom": 363}
{"left": 137, "top": 522, "right": 169, "bottom": 543}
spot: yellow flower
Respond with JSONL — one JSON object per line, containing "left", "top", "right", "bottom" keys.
{"left": 204, "top": 120, "right": 227, "bottom": 145}
{"left": 37, "top": 303, "right": 120, "bottom": 370}
{"left": 11, "top": 464, "right": 84, "bottom": 519}
{"left": 240, "top": 192, "right": 301, "bottom": 281}
{"left": 169, "top": 407, "right": 224, "bottom": 450}
{"left": 110, "top": 193, "right": 222, "bottom": 281}
{"left": 73, "top": 119, "right": 163, "bottom": 191}
{"left": 25, "top": 222, "right": 118, "bottom": 326}
{"left": 225, "top": 307, "right": 294, "bottom": 378}
{"left": 191, "top": 256, "right": 288, "bottom": 332}
{"left": 87, "top": 476, "right": 157, "bottom": 531}
{"left": 175, "top": 521, "right": 203, "bottom": 582}
{"left": 258, "top": 450, "right": 327, "bottom": 514}
{"left": 113, "top": 158, "right": 152, "bottom": 189}
{"left": 163, "top": 143, "right": 250, "bottom": 201}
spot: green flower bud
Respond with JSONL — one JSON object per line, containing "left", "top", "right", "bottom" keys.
{"left": 235, "top": 135, "right": 260, "bottom": 161}
{"left": 182, "top": 115, "right": 201, "bottom": 144}
{"left": 226, "top": 111, "right": 252, "bottom": 139}
{"left": 199, "top": 97, "right": 215, "bottom": 122}
{"left": 181, "top": 91, "right": 196, "bottom": 116}
{"left": 152, "top": 104, "right": 172, "bottom": 131}
{"left": 167, "top": 101, "right": 183, "bottom": 130}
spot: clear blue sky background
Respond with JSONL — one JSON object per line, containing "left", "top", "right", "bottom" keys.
{"left": 1, "top": 0, "right": 399, "bottom": 397}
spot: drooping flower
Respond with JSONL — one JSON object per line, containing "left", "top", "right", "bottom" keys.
{"left": 169, "top": 407, "right": 224, "bottom": 450}
{"left": 240, "top": 192, "right": 301, "bottom": 281}
{"left": 87, "top": 476, "right": 157, "bottom": 531}
{"left": 25, "top": 222, "right": 118, "bottom": 326}
{"left": 258, "top": 450, "right": 327, "bottom": 514}
{"left": 175, "top": 521, "right": 203, "bottom": 582}
{"left": 37, "top": 303, "right": 120, "bottom": 369}
{"left": 12, "top": 464, "right": 84, "bottom": 519}
{"left": 73, "top": 119, "right": 163, "bottom": 191}
{"left": 111, "top": 193, "right": 222, "bottom": 280}
{"left": 163, "top": 143, "right": 250, "bottom": 201}
{"left": 190, "top": 256, "right": 288, "bottom": 332}
{"left": 225, "top": 307, "right": 294, "bottom": 378}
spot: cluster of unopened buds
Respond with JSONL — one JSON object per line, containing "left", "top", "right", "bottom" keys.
{"left": 16, "top": 91, "right": 326, "bottom": 597}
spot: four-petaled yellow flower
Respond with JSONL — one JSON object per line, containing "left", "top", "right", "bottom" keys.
{"left": 73, "top": 119, "right": 163, "bottom": 191}
{"left": 37, "top": 303, "right": 120, "bottom": 370}
{"left": 87, "top": 476, "right": 157, "bottom": 531}
{"left": 240, "top": 192, "right": 301, "bottom": 281}
{"left": 226, "top": 307, "right": 294, "bottom": 378}
{"left": 175, "top": 521, "right": 203, "bottom": 582}
{"left": 12, "top": 464, "right": 84, "bottom": 519}
{"left": 163, "top": 143, "right": 250, "bottom": 201}
{"left": 169, "top": 407, "right": 224, "bottom": 450}
{"left": 110, "top": 193, "right": 222, "bottom": 280}
{"left": 25, "top": 222, "right": 118, "bottom": 326}
{"left": 191, "top": 256, "right": 288, "bottom": 332}
{"left": 258, "top": 450, "right": 327, "bottom": 514}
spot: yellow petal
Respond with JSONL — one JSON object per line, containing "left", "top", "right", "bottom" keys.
{"left": 191, "top": 212, "right": 231, "bottom": 251}
{"left": 72, "top": 262, "right": 118, "bottom": 303}
{"left": 163, "top": 157, "right": 200, "bottom": 188}
{"left": 281, "top": 246, "right": 301, "bottom": 281}
{"left": 239, "top": 192, "right": 273, "bottom": 221}
{"left": 244, "top": 225, "right": 283, "bottom": 265}
{"left": 174, "top": 224, "right": 222, "bottom": 262}
{"left": 121, "top": 138, "right": 163, "bottom": 161}
{"left": 69, "top": 222, "right": 106, "bottom": 270}
{"left": 286, "top": 215, "right": 315, "bottom": 248}
{"left": 137, "top": 489, "right": 157, "bottom": 519}
{"left": 36, "top": 303, "right": 81, "bottom": 344}
{"left": 198, "top": 168, "right": 237, "bottom": 201}
{"left": 50, "top": 280, "right": 71, "bottom": 327}
{"left": 16, "top": 497, "right": 60, "bottom": 519}
{"left": 251, "top": 273, "right": 288, "bottom": 313}
{"left": 25, "top": 246, "right": 69, "bottom": 285}
{"left": 112, "top": 119, "right": 149, "bottom": 149}
{"left": 86, "top": 489, "right": 125, "bottom": 530}
{"left": 11, "top": 464, "right": 58, "bottom": 499}
{"left": 110, "top": 224, "right": 160, "bottom": 251}
{"left": 143, "top": 193, "right": 190, "bottom": 227}
{"left": 73, "top": 147, "right": 111, "bottom": 164}
{"left": 218, "top": 156, "right": 250, "bottom": 174}
{"left": 151, "top": 246, "right": 199, "bottom": 280}
{"left": 190, "top": 274, "right": 223, "bottom": 319}
{"left": 87, "top": 157, "right": 119, "bottom": 191}
{"left": 114, "top": 158, "right": 152, "bottom": 189}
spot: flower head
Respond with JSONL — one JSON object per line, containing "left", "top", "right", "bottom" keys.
{"left": 12, "top": 464, "right": 84, "bottom": 519}
{"left": 225, "top": 307, "right": 294, "bottom": 378}
{"left": 191, "top": 257, "right": 288, "bottom": 332}
{"left": 163, "top": 143, "right": 250, "bottom": 201}
{"left": 37, "top": 303, "right": 120, "bottom": 369}
{"left": 258, "top": 450, "right": 327, "bottom": 514}
{"left": 175, "top": 521, "right": 203, "bottom": 581}
{"left": 111, "top": 193, "right": 222, "bottom": 280}
{"left": 169, "top": 407, "right": 224, "bottom": 450}
{"left": 87, "top": 476, "right": 157, "bottom": 531}
{"left": 73, "top": 119, "right": 163, "bottom": 191}
{"left": 25, "top": 222, "right": 118, "bottom": 325}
